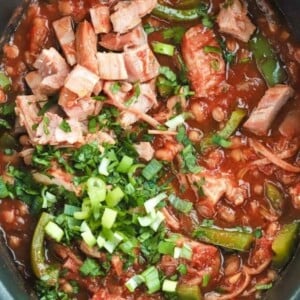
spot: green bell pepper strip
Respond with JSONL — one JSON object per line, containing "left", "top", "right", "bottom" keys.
{"left": 249, "top": 32, "right": 287, "bottom": 87}
{"left": 152, "top": 4, "right": 201, "bottom": 22}
{"left": 177, "top": 284, "right": 202, "bottom": 300}
{"left": 200, "top": 108, "right": 247, "bottom": 152}
{"left": 31, "top": 212, "right": 59, "bottom": 285}
{"left": 272, "top": 222, "right": 299, "bottom": 268}
{"left": 265, "top": 182, "right": 284, "bottom": 212}
{"left": 194, "top": 226, "right": 254, "bottom": 251}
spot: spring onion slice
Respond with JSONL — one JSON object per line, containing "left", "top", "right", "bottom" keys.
{"left": 144, "top": 192, "right": 167, "bottom": 213}
{"left": 152, "top": 41, "right": 175, "bottom": 56}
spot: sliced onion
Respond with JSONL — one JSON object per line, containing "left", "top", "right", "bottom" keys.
{"left": 250, "top": 139, "right": 300, "bottom": 173}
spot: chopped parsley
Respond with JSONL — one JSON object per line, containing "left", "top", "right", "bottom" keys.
{"left": 59, "top": 120, "right": 72, "bottom": 133}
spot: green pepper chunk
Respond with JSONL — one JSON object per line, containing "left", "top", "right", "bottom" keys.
{"left": 249, "top": 32, "right": 287, "bottom": 87}
{"left": 194, "top": 226, "right": 254, "bottom": 251}
{"left": 272, "top": 223, "right": 299, "bottom": 268}
{"left": 177, "top": 284, "right": 202, "bottom": 300}
{"left": 0, "top": 72, "right": 11, "bottom": 92}
{"left": 31, "top": 212, "right": 59, "bottom": 285}
{"left": 152, "top": 4, "right": 200, "bottom": 22}
{"left": 265, "top": 182, "right": 284, "bottom": 212}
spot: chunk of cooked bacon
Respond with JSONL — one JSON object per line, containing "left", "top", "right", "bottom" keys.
{"left": 134, "top": 141, "right": 154, "bottom": 161}
{"left": 97, "top": 52, "right": 128, "bottom": 80}
{"left": 124, "top": 44, "right": 160, "bottom": 83}
{"left": 64, "top": 64, "right": 100, "bottom": 98}
{"left": 244, "top": 85, "right": 294, "bottom": 136}
{"left": 33, "top": 47, "right": 70, "bottom": 95}
{"left": 25, "top": 71, "right": 44, "bottom": 99}
{"left": 217, "top": 0, "right": 256, "bottom": 43}
{"left": 110, "top": 0, "right": 157, "bottom": 34}
{"left": 53, "top": 16, "right": 76, "bottom": 66}
{"left": 15, "top": 95, "right": 41, "bottom": 141}
{"left": 75, "top": 20, "right": 99, "bottom": 75}
{"left": 182, "top": 25, "right": 226, "bottom": 98}
{"left": 99, "top": 25, "right": 146, "bottom": 51}
{"left": 279, "top": 110, "right": 300, "bottom": 138}
{"left": 90, "top": 5, "right": 111, "bottom": 34}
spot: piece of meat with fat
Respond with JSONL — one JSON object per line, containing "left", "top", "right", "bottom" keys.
{"left": 124, "top": 44, "right": 160, "bottom": 82}
{"left": 15, "top": 95, "right": 41, "bottom": 140}
{"left": 33, "top": 47, "right": 70, "bottom": 95}
{"left": 217, "top": 0, "right": 256, "bottom": 43}
{"left": 75, "top": 21, "right": 99, "bottom": 75}
{"left": 119, "top": 83, "right": 158, "bottom": 127}
{"left": 64, "top": 64, "right": 100, "bottom": 98}
{"left": 290, "top": 183, "right": 300, "bottom": 209}
{"left": 85, "top": 131, "right": 116, "bottom": 145}
{"left": 90, "top": 5, "right": 111, "bottom": 34}
{"left": 35, "top": 112, "right": 84, "bottom": 145}
{"left": 182, "top": 24, "right": 226, "bottom": 98}
{"left": 99, "top": 25, "right": 146, "bottom": 51}
{"left": 243, "top": 85, "right": 294, "bottom": 136}
{"left": 97, "top": 52, "right": 128, "bottom": 80}
{"left": 279, "top": 110, "right": 300, "bottom": 138}
{"left": 52, "top": 16, "right": 76, "bottom": 66}
{"left": 134, "top": 142, "right": 154, "bottom": 161}
{"left": 110, "top": 0, "right": 157, "bottom": 34}
{"left": 25, "top": 71, "right": 45, "bottom": 99}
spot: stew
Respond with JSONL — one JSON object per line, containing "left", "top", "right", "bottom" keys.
{"left": 0, "top": 0, "right": 299, "bottom": 299}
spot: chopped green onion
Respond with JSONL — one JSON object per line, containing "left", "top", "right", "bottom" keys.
{"left": 163, "top": 26, "right": 186, "bottom": 44}
{"left": 174, "top": 247, "right": 182, "bottom": 259}
{"left": 204, "top": 46, "right": 222, "bottom": 54}
{"left": 142, "top": 159, "right": 163, "bottom": 180}
{"left": 96, "top": 235, "right": 106, "bottom": 248}
{"left": 144, "top": 192, "right": 167, "bottom": 213}
{"left": 158, "top": 241, "right": 176, "bottom": 255}
{"left": 125, "top": 275, "right": 145, "bottom": 292}
{"left": 0, "top": 72, "right": 11, "bottom": 92}
{"left": 63, "top": 204, "right": 81, "bottom": 216}
{"left": 180, "top": 243, "right": 193, "bottom": 260}
{"left": 150, "top": 211, "right": 165, "bottom": 232}
{"left": 45, "top": 221, "right": 64, "bottom": 242}
{"left": 87, "top": 177, "right": 106, "bottom": 219}
{"left": 152, "top": 41, "right": 175, "bottom": 56}
{"left": 169, "top": 194, "right": 193, "bottom": 213}
{"left": 81, "top": 231, "right": 97, "bottom": 247}
{"left": 165, "top": 114, "right": 186, "bottom": 130}
{"left": 138, "top": 212, "right": 156, "bottom": 227}
{"left": 117, "top": 155, "right": 134, "bottom": 173}
{"left": 255, "top": 283, "right": 273, "bottom": 290}
{"left": 102, "top": 208, "right": 117, "bottom": 229}
{"left": 106, "top": 186, "right": 124, "bottom": 207}
{"left": 59, "top": 119, "right": 72, "bottom": 133}
{"left": 211, "top": 134, "right": 232, "bottom": 148}
{"left": 159, "top": 66, "right": 177, "bottom": 82}
{"left": 142, "top": 266, "right": 161, "bottom": 294}
{"left": 98, "top": 157, "right": 110, "bottom": 176}
{"left": 202, "top": 273, "right": 211, "bottom": 287}
{"left": 162, "top": 279, "right": 178, "bottom": 293}
{"left": 103, "top": 231, "right": 123, "bottom": 253}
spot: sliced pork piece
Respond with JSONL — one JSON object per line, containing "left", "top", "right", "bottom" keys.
{"left": 279, "top": 110, "right": 300, "bottom": 138}
{"left": 75, "top": 21, "right": 99, "bottom": 74}
{"left": 217, "top": 0, "right": 256, "bottom": 43}
{"left": 119, "top": 82, "right": 158, "bottom": 127}
{"left": 33, "top": 47, "right": 70, "bottom": 95}
{"left": 182, "top": 25, "right": 226, "bottom": 98}
{"left": 90, "top": 5, "right": 111, "bottom": 34}
{"left": 85, "top": 131, "right": 116, "bottom": 145}
{"left": 15, "top": 95, "right": 41, "bottom": 140}
{"left": 52, "top": 16, "right": 76, "bottom": 66}
{"left": 35, "top": 112, "right": 84, "bottom": 145}
{"left": 290, "top": 183, "right": 300, "bottom": 209}
{"left": 244, "top": 85, "right": 294, "bottom": 136}
{"left": 99, "top": 25, "right": 146, "bottom": 51}
{"left": 64, "top": 65, "right": 100, "bottom": 98}
{"left": 25, "top": 71, "right": 44, "bottom": 99}
{"left": 124, "top": 44, "right": 160, "bottom": 82}
{"left": 110, "top": 0, "right": 157, "bottom": 34}
{"left": 134, "top": 142, "right": 154, "bottom": 161}
{"left": 97, "top": 52, "right": 128, "bottom": 80}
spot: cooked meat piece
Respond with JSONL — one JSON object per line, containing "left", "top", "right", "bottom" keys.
{"left": 52, "top": 16, "right": 76, "bottom": 66}
{"left": 110, "top": 0, "right": 157, "bottom": 34}
{"left": 90, "top": 5, "right": 111, "bottom": 34}
{"left": 97, "top": 52, "right": 128, "bottom": 80}
{"left": 244, "top": 85, "right": 294, "bottom": 136}
{"left": 124, "top": 44, "right": 160, "bottom": 82}
{"left": 27, "top": 17, "right": 49, "bottom": 63}
{"left": 119, "top": 82, "right": 157, "bottom": 127}
{"left": 35, "top": 112, "right": 84, "bottom": 145}
{"left": 290, "top": 183, "right": 300, "bottom": 209}
{"left": 134, "top": 142, "right": 154, "bottom": 161}
{"left": 279, "top": 110, "right": 300, "bottom": 138}
{"left": 217, "top": 0, "right": 256, "bottom": 43}
{"left": 80, "top": 241, "right": 104, "bottom": 259}
{"left": 182, "top": 25, "right": 226, "bottom": 98}
{"left": 99, "top": 25, "right": 146, "bottom": 51}
{"left": 64, "top": 65, "right": 100, "bottom": 98}
{"left": 25, "top": 71, "right": 45, "bottom": 99}
{"left": 85, "top": 131, "right": 116, "bottom": 145}
{"left": 75, "top": 21, "right": 99, "bottom": 74}
{"left": 15, "top": 95, "right": 41, "bottom": 140}
{"left": 33, "top": 47, "right": 70, "bottom": 95}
